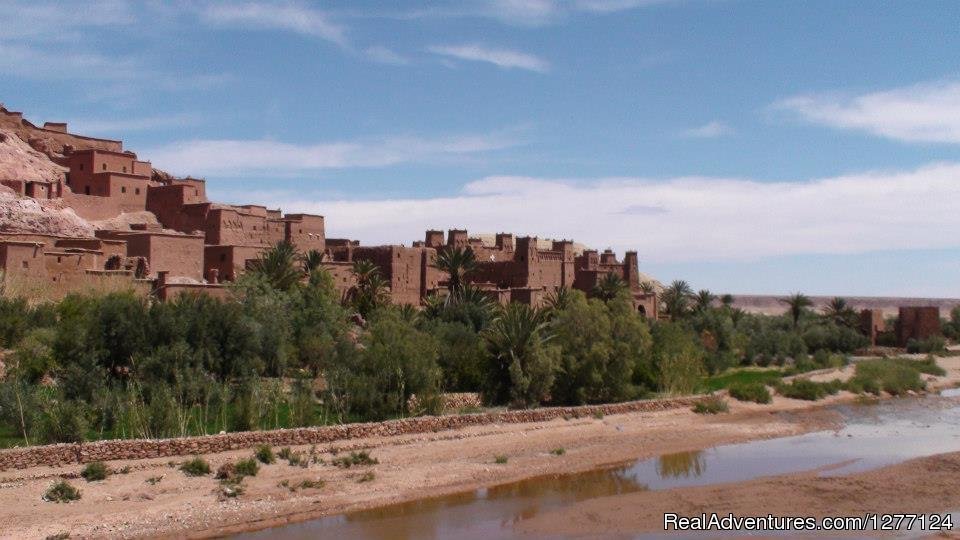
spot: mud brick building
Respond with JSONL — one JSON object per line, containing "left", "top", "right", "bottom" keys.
{"left": 0, "top": 105, "right": 656, "bottom": 313}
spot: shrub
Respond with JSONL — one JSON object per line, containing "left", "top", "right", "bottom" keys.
{"left": 906, "top": 336, "right": 947, "bottom": 354}
{"left": 331, "top": 451, "right": 378, "bottom": 468}
{"left": 494, "top": 455, "right": 508, "bottom": 464}
{"left": 80, "top": 461, "right": 109, "bottom": 482}
{"left": 728, "top": 381, "right": 772, "bottom": 404}
{"left": 652, "top": 322, "right": 706, "bottom": 395}
{"left": 550, "top": 447, "right": 566, "bottom": 456}
{"left": 146, "top": 475, "right": 163, "bottom": 485}
{"left": 235, "top": 458, "right": 260, "bottom": 478}
{"left": 179, "top": 456, "right": 211, "bottom": 477}
{"left": 44, "top": 480, "right": 81, "bottom": 503}
{"left": 357, "top": 471, "right": 376, "bottom": 483}
{"left": 255, "top": 444, "right": 276, "bottom": 464}
{"left": 277, "top": 447, "right": 293, "bottom": 461}
{"left": 776, "top": 378, "right": 842, "bottom": 401}
{"left": 692, "top": 395, "right": 728, "bottom": 414}
{"left": 34, "top": 398, "right": 89, "bottom": 444}
{"left": 847, "top": 359, "right": 925, "bottom": 396}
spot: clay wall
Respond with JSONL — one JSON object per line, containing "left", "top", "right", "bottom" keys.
{"left": 43, "top": 251, "right": 95, "bottom": 283}
{"left": 283, "top": 214, "right": 325, "bottom": 252}
{"left": 204, "top": 245, "right": 266, "bottom": 282}
{"left": 896, "top": 306, "right": 941, "bottom": 347}
{"left": 99, "top": 231, "right": 204, "bottom": 280}
{"left": 0, "top": 242, "right": 46, "bottom": 280}
{"left": 0, "top": 394, "right": 706, "bottom": 470}
{"left": 860, "top": 309, "right": 886, "bottom": 346}
{"left": 0, "top": 107, "right": 122, "bottom": 155}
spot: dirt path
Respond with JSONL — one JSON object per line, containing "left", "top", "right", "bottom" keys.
{"left": 1, "top": 358, "right": 957, "bottom": 539}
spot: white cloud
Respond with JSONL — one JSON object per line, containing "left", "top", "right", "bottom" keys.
{"left": 146, "top": 131, "right": 523, "bottom": 177}
{"left": 364, "top": 46, "right": 410, "bottom": 66}
{"left": 201, "top": 1, "right": 347, "bottom": 47}
{"left": 681, "top": 121, "right": 732, "bottom": 138}
{"left": 247, "top": 163, "right": 960, "bottom": 263}
{"left": 0, "top": 0, "right": 135, "bottom": 41}
{"left": 775, "top": 80, "right": 960, "bottom": 144}
{"left": 428, "top": 44, "right": 549, "bottom": 72}
{"left": 390, "top": 0, "right": 674, "bottom": 26}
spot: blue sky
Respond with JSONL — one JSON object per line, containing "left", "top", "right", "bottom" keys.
{"left": 3, "top": 0, "right": 960, "bottom": 297}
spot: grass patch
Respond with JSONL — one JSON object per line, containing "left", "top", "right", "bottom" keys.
{"left": 692, "top": 395, "right": 729, "bottom": 414}
{"left": 357, "top": 471, "right": 376, "bottom": 483}
{"left": 179, "top": 456, "right": 211, "bottom": 477}
{"left": 776, "top": 378, "right": 843, "bottom": 401}
{"left": 550, "top": 447, "right": 565, "bottom": 456}
{"left": 43, "top": 480, "right": 81, "bottom": 503}
{"left": 494, "top": 455, "right": 508, "bottom": 464}
{"left": 280, "top": 478, "right": 325, "bottom": 492}
{"left": 234, "top": 458, "right": 260, "bottom": 478}
{"left": 80, "top": 461, "right": 108, "bottom": 482}
{"left": 331, "top": 451, "right": 378, "bottom": 469}
{"left": 727, "top": 381, "right": 772, "bottom": 404}
{"left": 701, "top": 369, "right": 782, "bottom": 393}
{"left": 254, "top": 444, "right": 276, "bottom": 464}
{"left": 847, "top": 358, "right": 926, "bottom": 396}
{"left": 44, "top": 533, "right": 70, "bottom": 540}
{"left": 591, "top": 410, "right": 604, "bottom": 420}
{"left": 146, "top": 475, "right": 163, "bottom": 485}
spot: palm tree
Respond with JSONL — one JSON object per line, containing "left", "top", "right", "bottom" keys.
{"left": 299, "top": 249, "right": 326, "bottom": 274}
{"left": 780, "top": 292, "right": 813, "bottom": 328}
{"left": 248, "top": 241, "right": 301, "bottom": 290}
{"left": 822, "top": 297, "right": 858, "bottom": 328}
{"left": 346, "top": 260, "right": 391, "bottom": 317}
{"left": 694, "top": 289, "right": 716, "bottom": 312}
{"left": 593, "top": 273, "right": 627, "bottom": 302}
{"left": 720, "top": 293, "right": 735, "bottom": 308}
{"left": 432, "top": 246, "right": 478, "bottom": 294}
{"left": 639, "top": 281, "right": 656, "bottom": 294}
{"left": 481, "top": 303, "right": 555, "bottom": 407}
{"left": 659, "top": 280, "right": 694, "bottom": 320}
{"left": 544, "top": 287, "right": 573, "bottom": 314}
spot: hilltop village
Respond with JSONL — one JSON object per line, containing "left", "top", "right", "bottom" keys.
{"left": 0, "top": 105, "right": 658, "bottom": 315}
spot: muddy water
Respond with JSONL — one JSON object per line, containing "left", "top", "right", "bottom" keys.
{"left": 237, "top": 394, "right": 960, "bottom": 540}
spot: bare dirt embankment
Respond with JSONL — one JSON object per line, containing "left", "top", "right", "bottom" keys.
{"left": 1, "top": 358, "right": 958, "bottom": 540}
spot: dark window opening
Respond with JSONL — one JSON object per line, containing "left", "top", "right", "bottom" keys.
{"left": 102, "top": 163, "right": 107, "bottom": 170}
{"left": 135, "top": 188, "right": 140, "bottom": 195}
{"left": 84, "top": 186, "right": 90, "bottom": 195}
{"left": 121, "top": 186, "right": 126, "bottom": 193}
{"left": 79, "top": 164, "right": 84, "bottom": 171}
{"left": 220, "top": 253, "right": 226, "bottom": 262}
{"left": 21, "top": 261, "right": 28, "bottom": 269}
{"left": 123, "top": 166, "right": 127, "bottom": 173}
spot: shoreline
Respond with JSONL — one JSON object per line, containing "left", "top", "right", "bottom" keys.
{"left": 2, "top": 359, "right": 958, "bottom": 539}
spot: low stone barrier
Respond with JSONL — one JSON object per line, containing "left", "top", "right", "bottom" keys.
{"left": 0, "top": 395, "right": 704, "bottom": 471}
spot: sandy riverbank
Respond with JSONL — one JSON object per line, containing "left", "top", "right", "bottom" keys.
{"left": 1, "top": 358, "right": 958, "bottom": 539}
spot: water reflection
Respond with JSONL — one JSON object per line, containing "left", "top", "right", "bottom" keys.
{"left": 656, "top": 450, "right": 706, "bottom": 479}
{"left": 236, "top": 396, "right": 960, "bottom": 540}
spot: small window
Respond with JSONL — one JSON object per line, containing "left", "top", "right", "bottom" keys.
{"left": 299, "top": 229, "right": 302, "bottom": 233}
{"left": 135, "top": 188, "right": 140, "bottom": 195}
{"left": 79, "top": 164, "right": 84, "bottom": 171}
{"left": 220, "top": 253, "right": 226, "bottom": 262}
{"left": 84, "top": 186, "right": 90, "bottom": 195}
{"left": 57, "top": 256, "right": 62, "bottom": 263}
{"left": 121, "top": 186, "right": 126, "bottom": 193}
{"left": 102, "top": 163, "right": 107, "bottom": 171}
{"left": 21, "top": 261, "right": 28, "bottom": 269}
{"left": 123, "top": 166, "right": 127, "bottom": 173}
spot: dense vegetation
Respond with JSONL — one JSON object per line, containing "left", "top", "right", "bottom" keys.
{"left": 0, "top": 245, "right": 946, "bottom": 448}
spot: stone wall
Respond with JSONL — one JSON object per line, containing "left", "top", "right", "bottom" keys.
{"left": 0, "top": 395, "right": 705, "bottom": 471}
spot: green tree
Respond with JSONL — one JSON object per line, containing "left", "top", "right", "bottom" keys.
{"left": 346, "top": 260, "right": 391, "bottom": 318}
{"left": 821, "top": 297, "right": 858, "bottom": 329}
{"left": 651, "top": 322, "right": 706, "bottom": 395}
{"left": 432, "top": 246, "right": 478, "bottom": 294}
{"left": 592, "top": 273, "right": 627, "bottom": 302}
{"left": 299, "top": 249, "right": 326, "bottom": 274}
{"left": 694, "top": 289, "right": 716, "bottom": 312}
{"left": 659, "top": 280, "right": 694, "bottom": 320}
{"left": 550, "top": 291, "right": 652, "bottom": 404}
{"left": 481, "top": 304, "right": 559, "bottom": 408}
{"left": 780, "top": 292, "right": 813, "bottom": 328}
{"left": 248, "top": 241, "right": 302, "bottom": 290}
